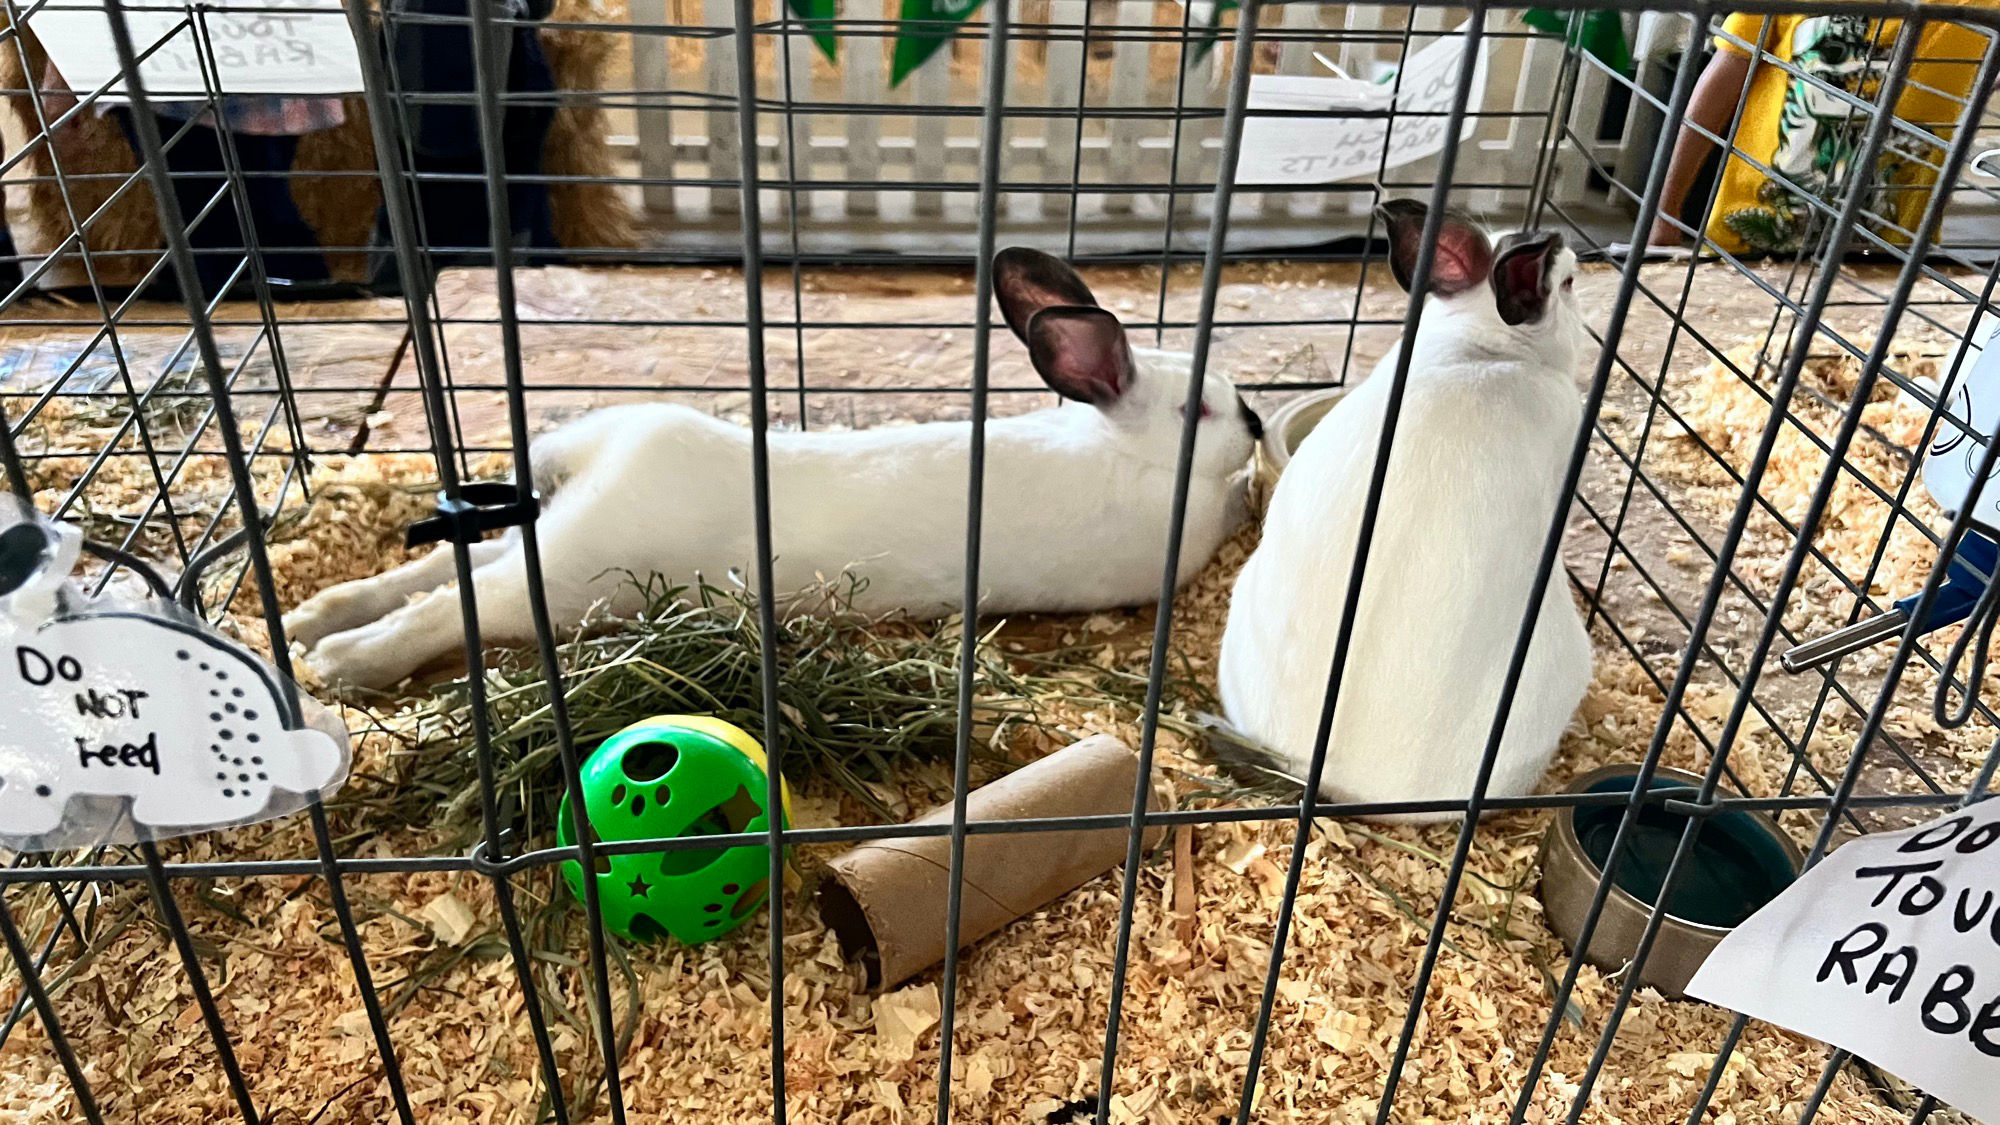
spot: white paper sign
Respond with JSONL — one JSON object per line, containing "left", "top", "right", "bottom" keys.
{"left": 1235, "top": 22, "right": 1490, "bottom": 186}
{"left": 30, "top": 0, "right": 362, "bottom": 100}
{"left": 0, "top": 609, "right": 347, "bottom": 849}
{"left": 1685, "top": 806, "right": 2000, "bottom": 1123}
{"left": 1924, "top": 314, "right": 2000, "bottom": 529}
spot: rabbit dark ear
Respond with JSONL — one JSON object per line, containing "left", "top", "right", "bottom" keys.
{"left": 994, "top": 247, "right": 1100, "bottom": 343}
{"left": 1491, "top": 231, "right": 1564, "bottom": 326}
{"left": 0, "top": 522, "right": 50, "bottom": 597}
{"left": 1026, "top": 306, "right": 1133, "bottom": 407}
{"left": 1378, "top": 199, "right": 1493, "bottom": 298}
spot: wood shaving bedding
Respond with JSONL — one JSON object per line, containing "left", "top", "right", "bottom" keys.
{"left": 0, "top": 513, "right": 1925, "bottom": 1125}
{"left": 1637, "top": 330, "right": 1995, "bottom": 808}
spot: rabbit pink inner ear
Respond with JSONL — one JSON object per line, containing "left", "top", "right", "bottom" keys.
{"left": 1378, "top": 199, "right": 1492, "bottom": 297}
{"left": 1491, "top": 231, "right": 1562, "bottom": 325}
{"left": 1432, "top": 219, "right": 1496, "bottom": 296}
{"left": 993, "top": 247, "right": 1101, "bottom": 343}
{"left": 1025, "top": 306, "right": 1133, "bottom": 407}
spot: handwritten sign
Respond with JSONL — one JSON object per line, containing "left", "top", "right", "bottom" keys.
{"left": 1235, "top": 22, "right": 1489, "bottom": 186}
{"left": 1923, "top": 312, "right": 2000, "bottom": 530}
{"left": 1685, "top": 805, "right": 2000, "bottom": 1123}
{"left": 30, "top": 0, "right": 362, "bottom": 100}
{"left": 0, "top": 609, "right": 347, "bottom": 850}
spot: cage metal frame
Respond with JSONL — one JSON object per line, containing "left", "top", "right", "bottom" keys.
{"left": 0, "top": 1, "right": 1997, "bottom": 1123}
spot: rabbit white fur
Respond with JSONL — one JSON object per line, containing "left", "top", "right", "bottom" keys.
{"left": 1217, "top": 202, "right": 1593, "bottom": 822}
{"left": 289, "top": 249, "right": 1262, "bottom": 689}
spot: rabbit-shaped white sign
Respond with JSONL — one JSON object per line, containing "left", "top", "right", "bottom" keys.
{"left": 1922, "top": 312, "right": 2000, "bottom": 527}
{"left": 0, "top": 609, "right": 346, "bottom": 847}
{"left": 0, "top": 500, "right": 348, "bottom": 850}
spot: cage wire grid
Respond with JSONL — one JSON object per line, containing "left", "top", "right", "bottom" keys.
{"left": 0, "top": 0, "right": 1996, "bottom": 1122}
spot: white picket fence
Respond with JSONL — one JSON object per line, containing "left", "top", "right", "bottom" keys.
{"left": 612, "top": 3, "right": 1686, "bottom": 252}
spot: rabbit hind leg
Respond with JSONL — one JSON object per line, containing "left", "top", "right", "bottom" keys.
{"left": 304, "top": 545, "right": 537, "bottom": 690}
{"left": 283, "top": 535, "right": 514, "bottom": 650}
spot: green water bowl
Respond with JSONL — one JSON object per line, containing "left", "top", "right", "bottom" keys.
{"left": 1539, "top": 764, "right": 1803, "bottom": 998}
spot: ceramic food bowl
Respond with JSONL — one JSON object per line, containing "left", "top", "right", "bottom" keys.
{"left": 1539, "top": 764, "right": 1804, "bottom": 998}
{"left": 1252, "top": 387, "right": 1350, "bottom": 498}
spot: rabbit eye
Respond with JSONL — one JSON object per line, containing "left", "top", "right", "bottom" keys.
{"left": 1562, "top": 276, "right": 1574, "bottom": 291}
{"left": 1178, "top": 402, "right": 1217, "bottom": 421}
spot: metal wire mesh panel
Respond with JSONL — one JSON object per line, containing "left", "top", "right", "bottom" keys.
{"left": 0, "top": 1, "right": 1998, "bottom": 1123}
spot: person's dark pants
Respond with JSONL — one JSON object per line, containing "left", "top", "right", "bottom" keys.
{"left": 0, "top": 190, "right": 20, "bottom": 299}
{"left": 369, "top": 0, "right": 560, "bottom": 295}
{"left": 385, "top": 52, "right": 559, "bottom": 268}
{"left": 112, "top": 111, "right": 329, "bottom": 302}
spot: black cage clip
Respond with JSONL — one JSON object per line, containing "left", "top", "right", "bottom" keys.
{"left": 405, "top": 482, "right": 540, "bottom": 548}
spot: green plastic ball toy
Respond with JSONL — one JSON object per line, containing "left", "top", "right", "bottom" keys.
{"left": 557, "top": 715, "right": 791, "bottom": 944}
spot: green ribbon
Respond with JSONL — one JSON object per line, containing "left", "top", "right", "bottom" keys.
{"left": 1522, "top": 9, "right": 1633, "bottom": 75}
{"left": 790, "top": 0, "right": 838, "bottom": 62}
{"left": 1191, "top": 0, "right": 1237, "bottom": 63}
{"left": 892, "top": 0, "right": 987, "bottom": 85}
{"left": 1191, "top": 9, "right": 1632, "bottom": 76}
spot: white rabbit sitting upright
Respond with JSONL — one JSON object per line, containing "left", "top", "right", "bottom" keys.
{"left": 1217, "top": 201, "right": 1593, "bottom": 822}
{"left": 289, "top": 248, "right": 1263, "bottom": 689}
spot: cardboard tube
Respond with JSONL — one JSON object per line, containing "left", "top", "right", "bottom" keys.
{"left": 817, "top": 735, "right": 1166, "bottom": 990}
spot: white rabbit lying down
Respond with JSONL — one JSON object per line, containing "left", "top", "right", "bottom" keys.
{"left": 1217, "top": 201, "right": 1594, "bottom": 823}
{"left": 289, "top": 248, "right": 1264, "bottom": 690}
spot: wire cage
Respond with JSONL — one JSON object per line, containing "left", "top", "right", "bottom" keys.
{"left": 2, "top": 0, "right": 2000, "bottom": 1122}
